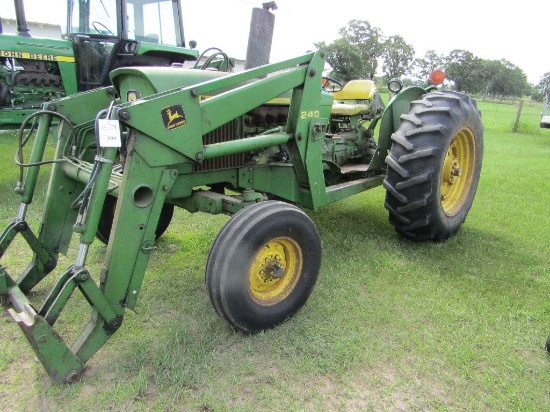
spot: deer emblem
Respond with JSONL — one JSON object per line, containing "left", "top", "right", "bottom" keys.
{"left": 166, "top": 108, "right": 183, "bottom": 124}
{"left": 162, "top": 105, "right": 187, "bottom": 130}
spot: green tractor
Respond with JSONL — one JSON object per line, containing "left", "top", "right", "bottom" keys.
{"left": 0, "top": 16, "right": 484, "bottom": 381}
{"left": 0, "top": 0, "right": 219, "bottom": 128}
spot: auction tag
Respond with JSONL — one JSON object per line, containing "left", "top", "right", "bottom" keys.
{"left": 98, "top": 119, "right": 122, "bottom": 147}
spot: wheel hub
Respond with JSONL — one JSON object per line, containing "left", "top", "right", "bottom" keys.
{"left": 261, "top": 259, "right": 285, "bottom": 280}
{"left": 249, "top": 237, "right": 302, "bottom": 305}
{"left": 440, "top": 128, "right": 476, "bottom": 216}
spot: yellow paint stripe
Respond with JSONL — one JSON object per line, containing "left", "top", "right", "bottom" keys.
{"left": 199, "top": 95, "right": 291, "bottom": 105}
{"left": 267, "top": 97, "right": 291, "bottom": 105}
{"left": 0, "top": 50, "right": 75, "bottom": 63}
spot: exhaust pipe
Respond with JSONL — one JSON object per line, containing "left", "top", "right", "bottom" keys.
{"left": 244, "top": 2, "right": 277, "bottom": 70}
{"left": 14, "top": 0, "right": 31, "bottom": 37}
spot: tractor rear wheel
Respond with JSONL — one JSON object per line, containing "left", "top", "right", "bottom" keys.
{"left": 205, "top": 201, "right": 321, "bottom": 333}
{"left": 383, "top": 90, "right": 483, "bottom": 241}
{"left": 96, "top": 194, "right": 174, "bottom": 244}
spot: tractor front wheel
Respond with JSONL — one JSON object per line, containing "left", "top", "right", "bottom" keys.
{"left": 383, "top": 90, "right": 483, "bottom": 241}
{"left": 205, "top": 201, "right": 321, "bottom": 333}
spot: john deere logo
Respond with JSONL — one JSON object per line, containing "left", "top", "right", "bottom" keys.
{"left": 161, "top": 105, "right": 186, "bottom": 130}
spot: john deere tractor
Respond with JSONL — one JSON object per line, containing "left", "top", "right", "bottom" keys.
{"left": 0, "top": 0, "right": 226, "bottom": 128}
{"left": 0, "top": 8, "right": 483, "bottom": 381}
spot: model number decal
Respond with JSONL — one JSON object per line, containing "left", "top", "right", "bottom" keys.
{"left": 300, "top": 110, "right": 320, "bottom": 120}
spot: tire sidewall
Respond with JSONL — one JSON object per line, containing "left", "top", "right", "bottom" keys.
{"left": 431, "top": 108, "right": 484, "bottom": 238}
{"left": 209, "top": 202, "right": 321, "bottom": 333}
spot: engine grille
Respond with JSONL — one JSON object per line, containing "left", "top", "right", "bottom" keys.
{"left": 194, "top": 119, "right": 244, "bottom": 171}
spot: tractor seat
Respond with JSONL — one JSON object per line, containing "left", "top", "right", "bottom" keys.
{"left": 332, "top": 79, "right": 377, "bottom": 101}
{"left": 331, "top": 79, "right": 376, "bottom": 116}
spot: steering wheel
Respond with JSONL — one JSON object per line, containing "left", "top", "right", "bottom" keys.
{"left": 322, "top": 77, "right": 344, "bottom": 93}
{"left": 92, "top": 21, "right": 114, "bottom": 35}
{"left": 194, "top": 47, "right": 232, "bottom": 72}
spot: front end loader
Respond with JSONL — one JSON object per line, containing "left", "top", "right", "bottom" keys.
{"left": 0, "top": 50, "right": 483, "bottom": 382}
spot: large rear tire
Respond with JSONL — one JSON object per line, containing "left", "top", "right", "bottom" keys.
{"left": 205, "top": 201, "right": 321, "bottom": 333}
{"left": 383, "top": 90, "right": 483, "bottom": 241}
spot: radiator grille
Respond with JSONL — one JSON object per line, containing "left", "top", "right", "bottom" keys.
{"left": 194, "top": 120, "right": 244, "bottom": 171}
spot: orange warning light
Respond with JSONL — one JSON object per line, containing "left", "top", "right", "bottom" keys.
{"left": 429, "top": 70, "right": 446, "bottom": 85}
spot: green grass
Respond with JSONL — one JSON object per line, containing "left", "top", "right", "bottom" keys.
{"left": 1, "top": 101, "right": 550, "bottom": 411}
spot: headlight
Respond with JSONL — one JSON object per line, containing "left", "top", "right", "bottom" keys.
{"left": 127, "top": 90, "right": 141, "bottom": 102}
{"left": 120, "top": 41, "right": 138, "bottom": 55}
{"left": 388, "top": 79, "right": 403, "bottom": 93}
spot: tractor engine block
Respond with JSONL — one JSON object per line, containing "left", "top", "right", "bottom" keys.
{"left": 323, "top": 125, "right": 377, "bottom": 167}
{"left": 0, "top": 58, "right": 65, "bottom": 109}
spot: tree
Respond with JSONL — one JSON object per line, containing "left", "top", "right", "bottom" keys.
{"left": 531, "top": 72, "right": 550, "bottom": 101}
{"left": 338, "top": 20, "right": 384, "bottom": 77}
{"left": 445, "top": 49, "right": 485, "bottom": 93}
{"left": 380, "top": 35, "right": 415, "bottom": 80}
{"left": 316, "top": 25, "right": 534, "bottom": 99}
{"left": 413, "top": 50, "right": 446, "bottom": 80}
{"left": 316, "top": 38, "right": 363, "bottom": 81}
{"left": 316, "top": 20, "right": 384, "bottom": 82}
{"left": 475, "top": 59, "right": 528, "bottom": 99}
{"left": 539, "top": 72, "right": 550, "bottom": 89}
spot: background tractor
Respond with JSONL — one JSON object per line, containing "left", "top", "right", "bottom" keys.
{"left": 0, "top": 5, "right": 483, "bottom": 383}
{"left": 0, "top": 0, "right": 230, "bottom": 128}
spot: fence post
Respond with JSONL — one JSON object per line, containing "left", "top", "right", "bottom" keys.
{"left": 512, "top": 100, "right": 523, "bottom": 133}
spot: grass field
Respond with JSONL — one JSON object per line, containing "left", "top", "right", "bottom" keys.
{"left": 0, "top": 98, "right": 550, "bottom": 411}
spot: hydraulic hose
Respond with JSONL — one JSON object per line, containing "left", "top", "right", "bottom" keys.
{"left": 71, "top": 108, "right": 108, "bottom": 211}
{"left": 14, "top": 110, "right": 75, "bottom": 190}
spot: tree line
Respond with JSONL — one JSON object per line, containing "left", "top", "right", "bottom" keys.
{"left": 316, "top": 20, "right": 549, "bottom": 101}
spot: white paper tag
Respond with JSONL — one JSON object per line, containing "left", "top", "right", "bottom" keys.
{"left": 98, "top": 119, "right": 122, "bottom": 147}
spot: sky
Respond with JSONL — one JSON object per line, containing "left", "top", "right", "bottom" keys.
{"left": 1, "top": 0, "right": 547, "bottom": 84}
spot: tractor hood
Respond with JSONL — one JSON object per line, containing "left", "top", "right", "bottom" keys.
{"left": 110, "top": 66, "right": 230, "bottom": 103}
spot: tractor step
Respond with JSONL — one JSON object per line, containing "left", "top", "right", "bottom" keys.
{"left": 326, "top": 175, "right": 384, "bottom": 194}
{"left": 339, "top": 164, "right": 370, "bottom": 174}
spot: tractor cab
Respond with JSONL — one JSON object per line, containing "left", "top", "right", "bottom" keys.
{"left": 0, "top": 0, "right": 199, "bottom": 127}
{"left": 66, "top": 0, "right": 196, "bottom": 91}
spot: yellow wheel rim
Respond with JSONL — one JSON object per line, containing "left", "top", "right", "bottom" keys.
{"left": 249, "top": 237, "right": 303, "bottom": 306}
{"left": 440, "top": 128, "right": 476, "bottom": 216}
